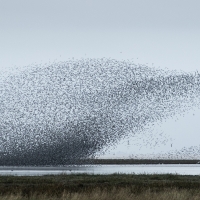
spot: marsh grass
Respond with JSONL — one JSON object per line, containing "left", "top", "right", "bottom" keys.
{"left": 0, "top": 188, "right": 200, "bottom": 200}
{"left": 0, "top": 174, "right": 200, "bottom": 199}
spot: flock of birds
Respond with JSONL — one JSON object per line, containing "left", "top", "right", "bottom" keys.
{"left": 0, "top": 58, "right": 200, "bottom": 165}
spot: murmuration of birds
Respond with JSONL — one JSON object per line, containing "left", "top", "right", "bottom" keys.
{"left": 0, "top": 58, "right": 200, "bottom": 166}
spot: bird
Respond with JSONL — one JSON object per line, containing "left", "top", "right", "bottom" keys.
{"left": 0, "top": 58, "right": 200, "bottom": 165}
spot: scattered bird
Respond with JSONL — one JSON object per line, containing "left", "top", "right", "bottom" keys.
{"left": 0, "top": 58, "right": 199, "bottom": 165}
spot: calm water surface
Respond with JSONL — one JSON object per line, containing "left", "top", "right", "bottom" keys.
{"left": 0, "top": 164, "right": 200, "bottom": 176}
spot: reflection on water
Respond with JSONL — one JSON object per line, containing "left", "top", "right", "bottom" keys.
{"left": 0, "top": 164, "right": 200, "bottom": 176}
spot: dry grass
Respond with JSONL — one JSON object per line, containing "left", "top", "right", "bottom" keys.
{"left": 0, "top": 188, "right": 199, "bottom": 200}
{"left": 0, "top": 174, "right": 200, "bottom": 199}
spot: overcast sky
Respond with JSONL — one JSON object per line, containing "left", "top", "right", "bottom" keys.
{"left": 1, "top": 0, "right": 200, "bottom": 73}
{"left": 1, "top": 0, "right": 200, "bottom": 158}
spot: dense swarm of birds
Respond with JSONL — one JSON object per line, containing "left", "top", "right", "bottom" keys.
{"left": 0, "top": 58, "right": 200, "bottom": 165}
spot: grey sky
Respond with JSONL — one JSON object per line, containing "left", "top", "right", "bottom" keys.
{"left": 1, "top": 0, "right": 200, "bottom": 31}
{"left": 1, "top": 0, "right": 200, "bottom": 158}
{"left": 1, "top": 0, "right": 200, "bottom": 72}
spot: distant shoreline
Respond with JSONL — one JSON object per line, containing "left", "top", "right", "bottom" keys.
{"left": 85, "top": 159, "right": 200, "bottom": 165}
{"left": 0, "top": 159, "right": 199, "bottom": 167}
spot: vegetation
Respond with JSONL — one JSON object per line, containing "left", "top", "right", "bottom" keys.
{"left": 0, "top": 173, "right": 200, "bottom": 199}
{"left": 0, "top": 188, "right": 200, "bottom": 200}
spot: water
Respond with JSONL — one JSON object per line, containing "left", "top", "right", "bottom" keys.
{"left": 0, "top": 164, "right": 200, "bottom": 176}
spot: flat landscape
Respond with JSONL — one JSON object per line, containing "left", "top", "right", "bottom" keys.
{"left": 85, "top": 159, "right": 200, "bottom": 165}
{"left": 0, "top": 173, "right": 200, "bottom": 199}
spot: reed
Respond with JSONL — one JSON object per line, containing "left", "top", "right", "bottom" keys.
{"left": 0, "top": 174, "right": 199, "bottom": 199}
{"left": 0, "top": 188, "right": 199, "bottom": 200}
